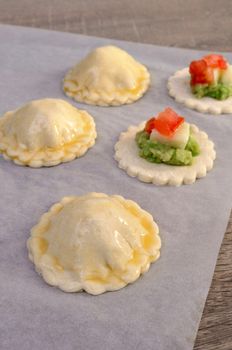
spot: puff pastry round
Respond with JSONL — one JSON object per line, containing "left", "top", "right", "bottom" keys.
{"left": 63, "top": 45, "right": 150, "bottom": 106}
{"left": 27, "top": 193, "right": 161, "bottom": 295}
{"left": 168, "top": 68, "right": 232, "bottom": 114}
{"left": 0, "top": 98, "right": 96, "bottom": 167}
{"left": 114, "top": 122, "right": 216, "bottom": 186}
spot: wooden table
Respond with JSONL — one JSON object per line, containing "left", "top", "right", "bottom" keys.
{"left": 0, "top": 1, "right": 231, "bottom": 349}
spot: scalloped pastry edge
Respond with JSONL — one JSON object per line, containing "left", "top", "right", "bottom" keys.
{"left": 63, "top": 66, "right": 150, "bottom": 106}
{"left": 114, "top": 122, "right": 216, "bottom": 186}
{"left": 0, "top": 110, "right": 97, "bottom": 168}
{"left": 27, "top": 192, "right": 161, "bottom": 295}
{"left": 168, "top": 68, "right": 232, "bottom": 114}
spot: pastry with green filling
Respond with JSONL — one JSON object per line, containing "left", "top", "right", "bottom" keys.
{"left": 189, "top": 54, "right": 232, "bottom": 100}
{"left": 168, "top": 54, "right": 232, "bottom": 114}
{"left": 114, "top": 107, "right": 216, "bottom": 186}
{"left": 136, "top": 108, "right": 200, "bottom": 166}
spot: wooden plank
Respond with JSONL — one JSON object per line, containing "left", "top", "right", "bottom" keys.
{"left": 0, "top": 0, "right": 232, "bottom": 51}
{"left": 194, "top": 215, "right": 232, "bottom": 350}
{"left": 0, "top": 1, "right": 231, "bottom": 349}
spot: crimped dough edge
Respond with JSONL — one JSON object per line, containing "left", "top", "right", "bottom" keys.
{"left": 114, "top": 122, "right": 216, "bottom": 186}
{"left": 168, "top": 68, "right": 232, "bottom": 114}
{"left": 0, "top": 110, "right": 97, "bottom": 168}
{"left": 27, "top": 192, "right": 161, "bottom": 295}
{"left": 63, "top": 66, "right": 150, "bottom": 106}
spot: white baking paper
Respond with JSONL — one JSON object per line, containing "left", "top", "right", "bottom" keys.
{"left": 0, "top": 25, "right": 231, "bottom": 350}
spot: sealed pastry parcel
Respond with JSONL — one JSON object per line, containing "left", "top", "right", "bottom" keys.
{"left": 0, "top": 25, "right": 231, "bottom": 350}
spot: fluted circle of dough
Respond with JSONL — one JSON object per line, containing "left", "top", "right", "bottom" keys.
{"left": 27, "top": 193, "right": 161, "bottom": 295}
{"left": 168, "top": 68, "right": 232, "bottom": 114}
{"left": 0, "top": 98, "right": 97, "bottom": 167}
{"left": 114, "top": 122, "right": 216, "bottom": 186}
{"left": 63, "top": 46, "right": 150, "bottom": 106}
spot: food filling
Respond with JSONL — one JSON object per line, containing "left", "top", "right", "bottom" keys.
{"left": 136, "top": 108, "right": 200, "bottom": 166}
{"left": 189, "top": 54, "right": 232, "bottom": 100}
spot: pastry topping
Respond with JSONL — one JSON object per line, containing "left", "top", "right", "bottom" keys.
{"left": 27, "top": 193, "right": 161, "bottom": 295}
{"left": 189, "top": 60, "right": 214, "bottom": 85}
{"left": 189, "top": 54, "right": 232, "bottom": 100}
{"left": 136, "top": 108, "right": 200, "bottom": 166}
{"left": 203, "top": 54, "right": 228, "bottom": 69}
{"left": 145, "top": 108, "right": 184, "bottom": 136}
{"left": 63, "top": 45, "right": 150, "bottom": 106}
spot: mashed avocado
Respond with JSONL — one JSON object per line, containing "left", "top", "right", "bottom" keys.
{"left": 136, "top": 131, "right": 200, "bottom": 166}
{"left": 192, "top": 83, "right": 232, "bottom": 100}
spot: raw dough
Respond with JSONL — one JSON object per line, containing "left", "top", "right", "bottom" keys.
{"left": 168, "top": 68, "right": 232, "bottom": 114}
{"left": 0, "top": 98, "right": 97, "bottom": 167}
{"left": 114, "top": 122, "right": 216, "bottom": 186}
{"left": 63, "top": 46, "right": 150, "bottom": 106}
{"left": 27, "top": 192, "right": 161, "bottom": 295}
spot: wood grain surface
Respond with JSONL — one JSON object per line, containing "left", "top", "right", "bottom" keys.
{"left": 0, "top": 1, "right": 231, "bottom": 349}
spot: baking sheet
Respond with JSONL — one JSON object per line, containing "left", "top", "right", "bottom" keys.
{"left": 0, "top": 25, "right": 231, "bottom": 350}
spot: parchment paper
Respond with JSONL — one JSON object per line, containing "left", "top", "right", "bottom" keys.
{"left": 0, "top": 25, "right": 231, "bottom": 350}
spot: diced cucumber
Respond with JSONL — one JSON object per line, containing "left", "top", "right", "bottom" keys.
{"left": 213, "top": 68, "right": 221, "bottom": 84}
{"left": 150, "top": 122, "right": 190, "bottom": 149}
{"left": 221, "top": 65, "right": 232, "bottom": 85}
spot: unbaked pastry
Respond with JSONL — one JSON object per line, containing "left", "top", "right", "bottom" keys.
{"left": 27, "top": 193, "right": 161, "bottom": 295}
{"left": 168, "top": 54, "right": 232, "bottom": 114}
{"left": 63, "top": 45, "right": 150, "bottom": 106}
{"left": 0, "top": 98, "right": 96, "bottom": 167}
{"left": 114, "top": 121, "right": 216, "bottom": 186}
{"left": 168, "top": 68, "right": 232, "bottom": 114}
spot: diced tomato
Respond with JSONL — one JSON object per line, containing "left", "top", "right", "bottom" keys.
{"left": 189, "top": 60, "right": 214, "bottom": 85}
{"left": 144, "top": 117, "right": 156, "bottom": 134}
{"left": 144, "top": 108, "right": 184, "bottom": 137}
{"left": 189, "top": 54, "right": 228, "bottom": 86}
{"left": 203, "top": 54, "right": 228, "bottom": 69}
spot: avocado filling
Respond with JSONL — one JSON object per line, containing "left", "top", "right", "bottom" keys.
{"left": 192, "top": 83, "right": 232, "bottom": 100}
{"left": 136, "top": 131, "right": 200, "bottom": 166}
